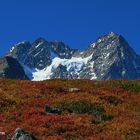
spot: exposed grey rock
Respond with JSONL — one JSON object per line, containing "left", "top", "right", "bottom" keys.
{"left": 7, "top": 41, "right": 31, "bottom": 61}
{"left": 7, "top": 38, "right": 52, "bottom": 70}
{"left": 12, "top": 128, "right": 36, "bottom": 140}
{"left": 50, "top": 41, "right": 78, "bottom": 59}
{"left": 50, "top": 64, "right": 70, "bottom": 79}
{"left": 85, "top": 32, "right": 140, "bottom": 80}
{"left": 8, "top": 39, "right": 78, "bottom": 70}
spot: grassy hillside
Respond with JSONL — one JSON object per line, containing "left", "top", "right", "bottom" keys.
{"left": 0, "top": 79, "right": 140, "bottom": 140}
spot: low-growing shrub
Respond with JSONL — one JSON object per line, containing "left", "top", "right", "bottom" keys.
{"left": 55, "top": 100, "right": 106, "bottom": 120}
{"left": 0, "top": 96, "right": 17, "bottom": 112}
{"left": 100, "top": 96, "right": 123, "bottom": 106}
{"left": 109, "top": 81, "right": 140, "bottom": 93}
{"left": 120, "top": 82, "right": 140, "bottom": 93}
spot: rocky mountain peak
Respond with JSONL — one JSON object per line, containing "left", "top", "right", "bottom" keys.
{"left": 7, "top": 38, "right": 78, "bottom": 70}
{"left": 50, "top": 41, "right": 78, "bottom": 59}
{"left": 31, "top": 37, "right": 49, "bottom": 48}
{"left": 108, "top": 31, "right": 119, "bottom": 37}
{"left": 81, "top": 32, "right": 120, "bottom": 58}
{"left": 83, "top": 32, "right": 135, "bottom": 59}
{"left": 8, "top": 41, "right": 31, "bottom": 54}
{"left": 3, "top": 32, "right": 140, "bottom": 80}
{"left": 7, "top": 41, "right": 31, "bottom": 63}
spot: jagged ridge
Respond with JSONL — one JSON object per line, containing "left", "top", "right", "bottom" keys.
{"left": 2, "top": 32, "right": 140, "bottom": 80}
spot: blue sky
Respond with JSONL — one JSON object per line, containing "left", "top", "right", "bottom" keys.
{"left": 0, "top": 0, "right": 140, "bottom": 56}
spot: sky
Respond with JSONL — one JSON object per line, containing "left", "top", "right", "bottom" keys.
{"left": 0, "top": 0, "right": 140, "bottom": 56}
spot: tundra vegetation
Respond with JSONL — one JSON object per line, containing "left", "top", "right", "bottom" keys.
{"left": 0, "top": 79, "right": 139, "bottom": 140}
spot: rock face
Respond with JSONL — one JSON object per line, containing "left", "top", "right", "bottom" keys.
{"left": 3, "top": 32, "right": 140, "bottom": 80}
{"left": 0, "top": 56, "right": 28, "bottom": 80}
{"left": 80, "top": 32, "right": 140, "bottom": 80}
{"left": 8, "top": 38, "right": 78, "bottom": 70}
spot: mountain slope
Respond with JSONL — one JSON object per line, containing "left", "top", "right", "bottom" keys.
{"left": 0, "top": 56, "right": 29, "bottom": 80}
{"left": 5, "top": 32, "right": 140, "bottom": 80}
{"left": 0, "top": 79, "right": 140, "bottom": 139}
{"left": 82, "top": 32, "right": 140, "bottom": 80}
{"left": 8, "top": 38, "right": 78, "bottom": 70}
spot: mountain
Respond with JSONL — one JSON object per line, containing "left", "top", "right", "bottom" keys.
{"left": 81, "top": 32, "right": 140, "bottom": 80}
{"left": 3, "top": 32, "right": 140, "bottom": 80}
{"left": 7, "top": 38, "right": 78, "bottom": 70}
{"left": 0, "top": 56, "right": 29, "bottom": 80}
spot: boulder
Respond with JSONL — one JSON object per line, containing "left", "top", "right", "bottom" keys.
{"left": 68, "top": 88, "right": 80, "bottom": 92}
{"left": 45, "top": 104, "right": 61, "bottom": 115}
{"left": 11, "top": 128, "right": 36, "bottom": 140}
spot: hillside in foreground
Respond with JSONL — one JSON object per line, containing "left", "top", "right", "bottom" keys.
{"left": 0, "top": 79, "right": 140, "bottom": 140}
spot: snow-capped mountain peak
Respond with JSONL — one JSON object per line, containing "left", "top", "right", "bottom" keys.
{"left": 4, "top": 32, "right": 140, "bottom": 80}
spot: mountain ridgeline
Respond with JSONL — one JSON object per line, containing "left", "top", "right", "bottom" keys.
{"left": 1, "top": 32, "right": 140, "bottom": 80}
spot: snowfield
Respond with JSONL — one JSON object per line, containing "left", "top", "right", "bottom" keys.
{"left": 23, "top": 54, "right": 96, "bottom": 81}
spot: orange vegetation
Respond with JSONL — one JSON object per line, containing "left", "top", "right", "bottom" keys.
{"left": 0, "top": 79, "right": 139, "bottom": 139}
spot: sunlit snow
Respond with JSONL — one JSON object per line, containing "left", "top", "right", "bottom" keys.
{"left": 10, "top": 47, "right": 15, "bottom": 53}
{"left": 23, "top": 54, "right": 95, "bottom": 81}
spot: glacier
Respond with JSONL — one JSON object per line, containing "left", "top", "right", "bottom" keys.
{"left": 23, "top": 54, "right": 95, "bottom": 81}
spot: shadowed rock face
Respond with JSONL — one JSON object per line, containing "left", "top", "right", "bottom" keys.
{"left": 7, "top": 39, "right": 52, "bottom": 70}
{"left": 4, "top": 32, "right": 140, "bottom": 80}
{"left": 0, "top": 56, "right": 28, "bottom": 80}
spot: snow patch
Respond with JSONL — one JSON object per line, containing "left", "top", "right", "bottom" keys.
{"left": 16, "top": 41, "right": 27, "bottom": 46}
{"left": 104, "top": 53, "right": 110, "bottom": 59}
{"left": 35, "top": 42, "right": 44, "bottom": 49}
{"left": 122, "top": 70, "right": 126, "bottom": 76}
{"left": 10, "top": 47, "right": 15, "bottom": 53}
{"left": 90, "top": 43, "right": 96, "bottom": 48}
{"left": 109, "top": 32, "right": 116, "bottom": 37}
{"left": 98, "top": 39, "right": 102, "bottom": 43}
{"left": 90, "top": 75, "right": 97, "bottom": 80}
{"left": 26, "top": 54, "right": 93, "bottom": 81}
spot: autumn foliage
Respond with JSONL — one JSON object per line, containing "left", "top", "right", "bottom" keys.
{"left": 0, "top": 79, "right": 140, "bottom": 139}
